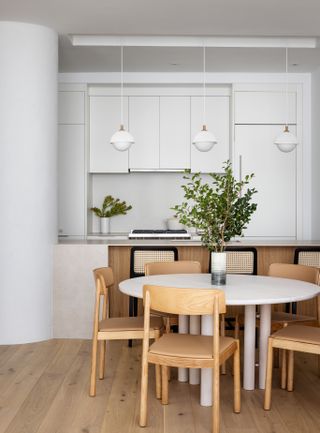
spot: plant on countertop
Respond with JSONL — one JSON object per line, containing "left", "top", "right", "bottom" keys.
{"left": 172, "top": 161, "right": 257, "bottom": 252}
{"left": 91, "top": 195, "right": 132, "bottom": 218}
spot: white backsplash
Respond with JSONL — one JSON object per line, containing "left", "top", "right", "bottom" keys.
{"left": 90, "top": 172, "right": 209, "bottom": 233}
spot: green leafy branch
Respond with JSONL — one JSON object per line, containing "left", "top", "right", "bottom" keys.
{"left": 172, "top": 161, "right": 257, "bottom": 252}
{"left": 91, "top": 195, "right": 132, "bottom": 218}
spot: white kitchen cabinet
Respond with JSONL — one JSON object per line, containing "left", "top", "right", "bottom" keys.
{"left": 89, "top": 96, "right": 129, "bottom": 173}
{"left": 58, "top": 125, "right": 85, "bottom": 236}
{"left": 58, "top": 91, "right": 85, "bottom": 124}
{"left": 234, "top": 124, "right": 297, "bottom": 238}
{"left": 159, "top": 97, "right": 190, "bottom": 169}
{"left": 129, "top": 97, "right": 159, "bottom": 169}
{"left": 234, "top": 91, "right": 296, "bottom": 124}
{"left": 191, "top": 96, "right": 230, "bottom": 173}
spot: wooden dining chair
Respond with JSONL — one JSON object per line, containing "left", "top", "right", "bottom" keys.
{"left": 144, "top": 260, "right": 202, "bottom": 333}
{"left": 139, "top": 285, "right": 241, "bottom": 433}
{"left": 261, "top": 263, "right": 320, "bottom": 387}
{"left": 89, "top": 267, "right": 164, "bottom": 397}
{"left": 264, "top": 324, "right": 320, "bottom": 410}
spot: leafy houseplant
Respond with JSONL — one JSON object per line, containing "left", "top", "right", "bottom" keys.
{"left": 91, "top": 195, "right": 132, "bottom": 234}
{"left": 172, "top": 161, "right": 257, "bottom": 284}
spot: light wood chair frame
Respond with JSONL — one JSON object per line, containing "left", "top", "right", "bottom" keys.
{"left": 89, "top": 267, "right": 162, "bottom": 397}
{"left": 264, "top": 322, "right": 320, "bottom": 410}
{"left": 139, "top": 285, "right": 241, "bottom": 433}
{"left": 144, "top": 260, "right": 202, "bottom": 333}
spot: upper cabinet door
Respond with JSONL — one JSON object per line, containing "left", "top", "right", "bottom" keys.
{"left": 235, "top": 91, "right": 296, "bottom": 124}
{"left": 89, "top": 96, "right": 129, "bottom": 173}
{"left": 191, "top": 96, "right": 230, "bottom": 173}
{"left": 129, "top": 97, "right": 160, "bottom": 170}
{"left": 159, "top": 97, "right": 190, "bottom": 169}
{"left": 234, "top": 124, "right": 297, "bottom": 238}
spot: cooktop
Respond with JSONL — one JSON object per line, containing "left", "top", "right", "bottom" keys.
{"left": 128, "top": 229, "right": 191, "bottom": 239}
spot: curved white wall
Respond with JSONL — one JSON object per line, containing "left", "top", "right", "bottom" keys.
{"left": 0, "top": 22, "right": 58, "bottom": 344}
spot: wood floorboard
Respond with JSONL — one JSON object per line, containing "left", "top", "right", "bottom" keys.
{"left": 0, "top": 340, "right": 319, "bottom": 433}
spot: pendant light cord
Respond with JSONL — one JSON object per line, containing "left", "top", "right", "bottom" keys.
{"left": 120, "top": 46, "right": 124, "bottom": 127}
{"left": 285, "top": 47, "right": 288, "bottom": 128}
{"left": 203, "top": 46, "right": 206, "bottom": 127}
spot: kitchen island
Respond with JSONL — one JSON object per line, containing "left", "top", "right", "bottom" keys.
{"left": 54, "top": 237, "right": 320, "bottom": 338}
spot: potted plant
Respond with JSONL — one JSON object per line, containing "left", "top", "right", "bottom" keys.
{"left": 172, "top": 161, "right": 257, "bottom": 285}
{"left": 91, "top": 195, "right": 132, "bottom": 234}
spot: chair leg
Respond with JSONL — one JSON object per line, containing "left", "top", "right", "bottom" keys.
{"left": 280, "top": 349, "right": 287, "bottom": 390}
{"left": 287, "top": 350, "right": 294, "bottom": 392}
{"left": 99, "top": 340, "right": 106, "bottom": 380}
{"left": 155, "top": 364, "right": 161, "bottom": 399}
{"left": 161, "top": 365, "right": 169, "bottom": 405}
{"left": 89, "top": 337, "right": 98, "bottom": 397}
{"left": 263, "top": 339, "right": 274, "bottom": 410}
{"left": 212, "top": 363, "right": 220, "bottom": 433}
{"left": 139, "top": 355, "right": 149, "bottom": 427}
{"left": 234, "top": 314, "right": 240, "bottom": 340}
{"left": 220, "top": 315, "right": 226, "bottom": 375}
{"left": 233, "top": 340, "right": 241, "bottom": 413}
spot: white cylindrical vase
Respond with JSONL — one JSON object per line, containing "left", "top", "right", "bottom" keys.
{"left": 0, "top": 21, "right": 58, "bottom": 344}
{"left": 100, "top": 217, "right": 110, "bottom": 234}
{"left": 211, "top": 252, "right": 227, "bottom": 285}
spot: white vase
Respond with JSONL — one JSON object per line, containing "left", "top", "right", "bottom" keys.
{"left": 211, "top": 252, "right": 227, "bottom": 286}
{"left": 100, "top": 217, "right": 110, "bottom": 234}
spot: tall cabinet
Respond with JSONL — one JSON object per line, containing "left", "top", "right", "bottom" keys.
{"left": 234, "top": 84, "right": 301, "bottom": 239}
{"left": 58, "top": 85, "right": 86, "bottom": 237}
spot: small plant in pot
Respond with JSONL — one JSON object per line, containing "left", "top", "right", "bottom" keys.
{"left": 91, "top": 195, "right": 132, "bottom": 234}
{"left": 172, "top": 161, "right": 257, "bottom": 285}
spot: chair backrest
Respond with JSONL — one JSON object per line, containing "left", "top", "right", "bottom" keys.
{"left": 268, "top": 263, "right": 320, "bottom": 284}
{"left": 145, "top": 260, "right": 201, "bottom": 276}
{"left": 143, "top": 285, "right": 226, "bottom": 316}
{"left": 93, "top": 267, "right": 114, "bottom": 295}
{"left": 294, "top": 247, "right": 320, "bottom": 269}
{"left": 92, "top": 267, "right": 114, "bottom": 325}
{"left": 208, "top": 247, "right": 257, "bottom": 275}
{"left": 130, "top": 247, "right": 178, "bottom": 277}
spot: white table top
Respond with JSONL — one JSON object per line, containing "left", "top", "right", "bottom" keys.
{"left": 119, "top": 273, "right": 320, "bottom": 306}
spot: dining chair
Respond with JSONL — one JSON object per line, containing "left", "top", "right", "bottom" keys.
{"left": 89, "top": 267, "right": 164, "bottom": 397}
{"left": 144, "top": 260, "right": 202, "bottom": 333}
{"left": 129, "top": 247, "right": 178, "bottom": 317}
{"left": 139, "top": 285, "right": 241, "bottom": 433}
{"left": 262, "top": 263, "right": 320, "bottom": 387}
{"left": 264, "top": 324, "right": 320, "bottom": 410}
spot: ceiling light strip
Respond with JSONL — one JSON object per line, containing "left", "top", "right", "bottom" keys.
{"left": 70, "top": 35, "right": 317, "bottom": 49}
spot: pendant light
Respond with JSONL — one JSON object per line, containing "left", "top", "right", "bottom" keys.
{"left": 192, "top": 46, "right": 217, "bottom": 152}
{"left": 110, "top": 46, "right": 134, "bottom": 151}
{"left": 274, "top": 48, "right": 298, "bottom": 153}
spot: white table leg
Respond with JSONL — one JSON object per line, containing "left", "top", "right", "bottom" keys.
{"left": 178, "top": 314, "right": 189, "bottom": 382}
{"left": 200, "top": 314, "right": 213, "bottom": 406}
{"left": 189, "top": 316, "right": 200, "bottom": 385}
{"left": 243, "top": 305, "right": 256, "bottom": 390}
{"left": 259, "top": 304, "right": 271, "bottom": 389}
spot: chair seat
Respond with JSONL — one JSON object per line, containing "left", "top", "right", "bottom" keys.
{"left": 271, "top": 325, "right": 320, "bottom": 345}
{"left": 149, "top": 333, "right": 235, "bottom": 359}
{"left": 271, "top": 311, "right": 316, "bottom": 324}
{"left": 99, "top": 316, "right": 163, "bottom": 332}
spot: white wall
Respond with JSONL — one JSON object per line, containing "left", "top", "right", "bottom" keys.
{"left": 0, "top": 22, "right": 58, "bottom": 344}
{"left": 311, "top": 68, "right": 320, "bottom": 239}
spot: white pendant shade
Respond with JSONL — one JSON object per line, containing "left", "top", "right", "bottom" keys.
{"left": 274, "top": 126, "right": 298, "bottom": 153}
{"left": 192, "top": 125, "right": 217, "bottom": 152}
{"left": 110, "top": 125, "right": 134, "bottom": 151}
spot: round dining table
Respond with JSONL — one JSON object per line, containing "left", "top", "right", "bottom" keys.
{"left": 119, "top": 273, "right": 319, "bottom": 406}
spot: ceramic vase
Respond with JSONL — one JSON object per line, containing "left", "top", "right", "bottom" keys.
{"left": 211, "top": 251, "right": 227, "bottom": 285}
{"left": 100, "top": 217, "right": 110, "bottom": 234}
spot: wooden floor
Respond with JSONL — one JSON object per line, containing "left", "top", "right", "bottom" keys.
{"left": 0, "top": 340, "right": 319, "bottom": 433}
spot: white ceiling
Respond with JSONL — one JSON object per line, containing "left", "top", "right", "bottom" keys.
{"left": 2, "top": 0, "right": 320, "bottom": 72}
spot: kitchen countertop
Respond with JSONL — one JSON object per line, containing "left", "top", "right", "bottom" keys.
{"left": 57, "top": 234, "right": 320, "bottom": 247}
